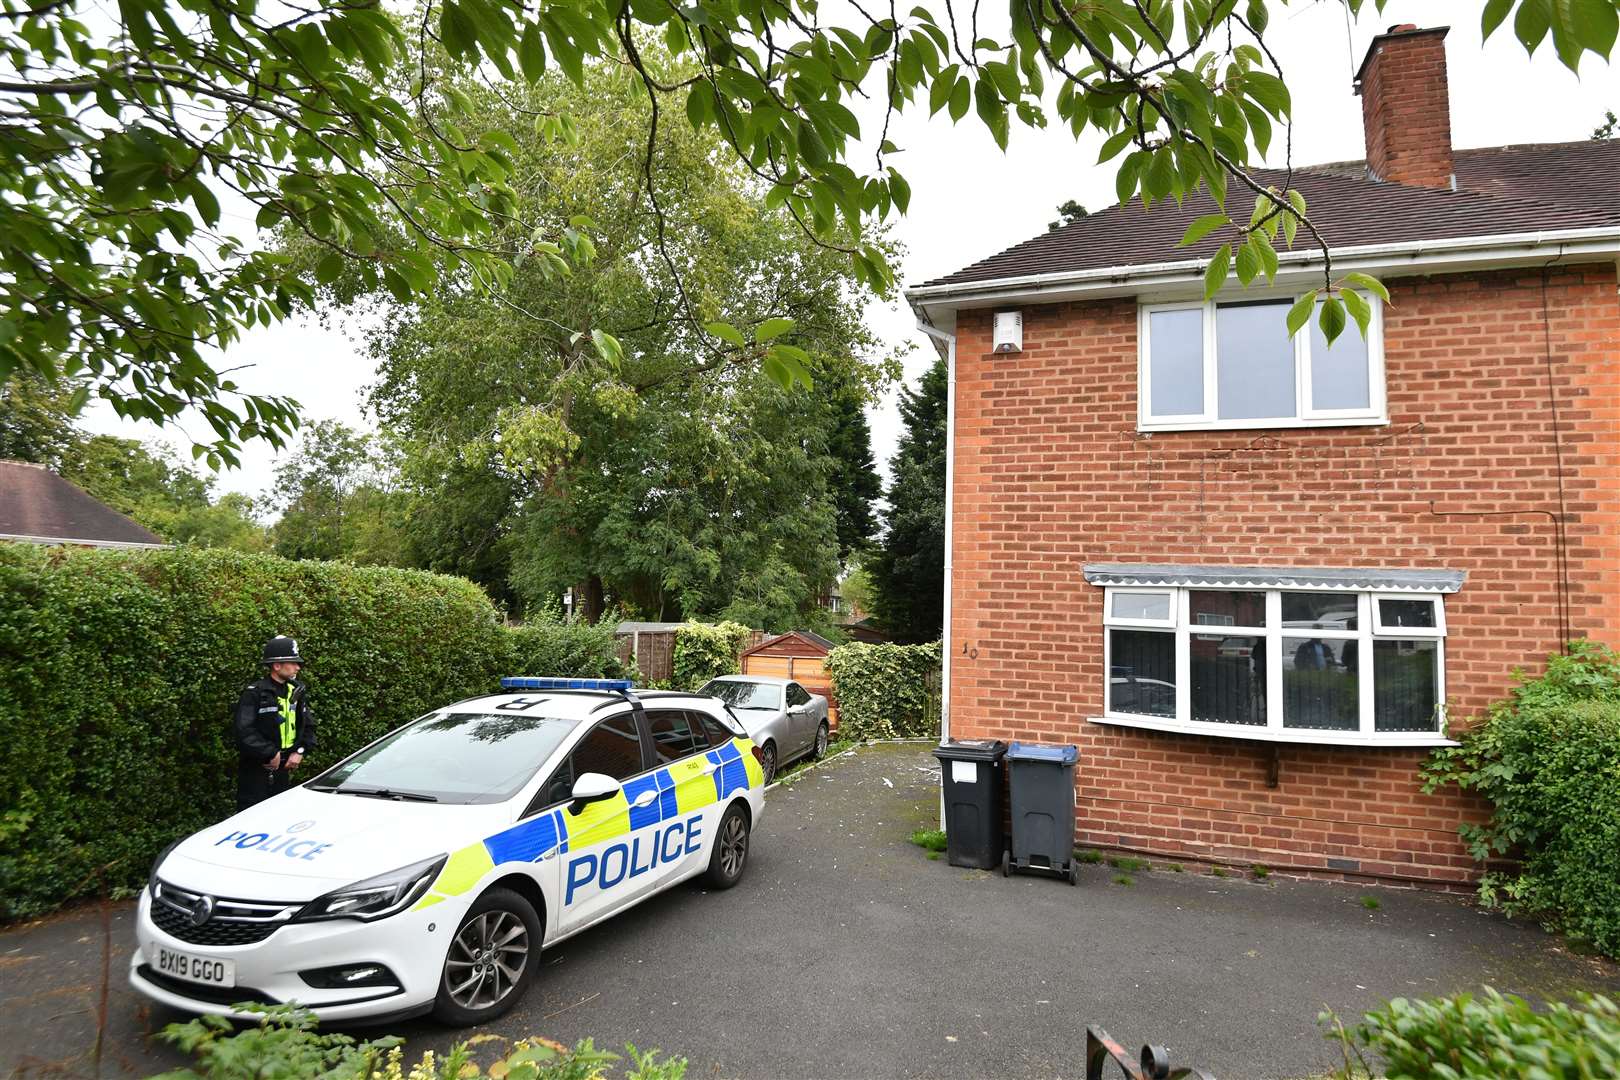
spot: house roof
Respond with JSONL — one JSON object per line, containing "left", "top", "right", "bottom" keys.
{"left": 741, "top": 630, "right": 838, "bottom": 657}
{"left": 0, "top": 460, "right": 166, "bottom": 548}
{"left": 917, "top": 139, "right": 1620, "bottom": 290}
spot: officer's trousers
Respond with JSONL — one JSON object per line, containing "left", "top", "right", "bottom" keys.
{"left": 236, "top": 758, "right": 292, "bottom": 811}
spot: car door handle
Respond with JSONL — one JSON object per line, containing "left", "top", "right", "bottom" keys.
{"left": 540, "top": 847, "right": 558, "bottom": 861}
{"left": 700, "top": 763, "right": 719, "bottom": 775}
{"left": 631, "top": 790, "right": 658, "bottom": 809}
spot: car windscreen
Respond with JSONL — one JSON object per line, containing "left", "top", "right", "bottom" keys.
{"left": 700, "top": 680, "right": 782, "bottom": 710}
{"left": 309, "top": 712, "right": 574, "bottom": 804}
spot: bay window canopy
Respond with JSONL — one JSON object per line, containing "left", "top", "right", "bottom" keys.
{"left": 1085, "top": 563, "right": 1463, "bottom": 748}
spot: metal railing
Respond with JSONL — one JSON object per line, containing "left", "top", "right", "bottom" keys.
{"left": 1085, "top": 1025, "right": 1215, "bottom": 1080}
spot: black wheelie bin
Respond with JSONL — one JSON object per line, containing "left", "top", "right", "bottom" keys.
{"left": 1004, "top": 741, "right": 1081, "bottom": 884}
{"left": 931, "top": 739, "right": 1007, "bottom": 869}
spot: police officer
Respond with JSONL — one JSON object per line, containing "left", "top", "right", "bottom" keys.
{"left": 234, "top": 635, "right": 317, "bottom": 810}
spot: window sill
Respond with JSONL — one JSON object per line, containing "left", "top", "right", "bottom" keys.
{"left": 1137, "top": 415, "right": 1388, "bottom": 434}
{"left": 1088, "top": 714, "right": 1458, "bottom": 748}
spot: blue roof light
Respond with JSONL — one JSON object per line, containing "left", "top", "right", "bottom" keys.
{"left": 500, "top": 677, "right": 634, "bottom": 692}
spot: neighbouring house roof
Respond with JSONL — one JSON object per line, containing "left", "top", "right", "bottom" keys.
{"left": 916, "top": 140, "right": 1620, "bottom": 291}
{"left": 0, "top": 460, "right": 166, "bottom": 548}
{"left": 1082, "top": 563, "right": 1466, "bottom": 594}
{"left": 741, "top": 630, "right": 838, "bottom": 657}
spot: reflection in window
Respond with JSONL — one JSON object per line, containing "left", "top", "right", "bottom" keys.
{"left": 1112, "top": 591, "right": 1172, "bottom": 622}
{"left": 1282, "top": 593, "right": 1359, "bottom": 631}
{"left": 1375, "top": 641, "right": 1439, "bottom": 731}
{"left": 1109, "top": 629, "right": 1176, "bottom": 718}
{"left": 1190, "top": 590, "right": 1266, "bottom": 628}
{"left": 1191, "top": 636, "right": 1266, "bottom": 726}
{"left": 1378, "top": 598, "right": 1436, "bottom": 629}
{"left": 1282, "top": 637, "right": 1359, "bottom": 730}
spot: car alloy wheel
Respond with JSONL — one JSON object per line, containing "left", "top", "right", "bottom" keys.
{"left": 813, "top": 723, "right": 829, "bottom": 759}
{"left": 760, "top": 742, "right": 777, "bottom": 784}
{"left": 446, "top": 909, "right": 529, "bottom": 1012}
{"left": 704, "top": 804, "right": 750, "bottom": 889}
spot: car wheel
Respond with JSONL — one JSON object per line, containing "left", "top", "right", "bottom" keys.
{"left": 432, "top": 887, "right": 541, "bottom": 1027}
{"left": 705, "top": 803, "right": 751, "bottom": 890}
{"left": 811, "top": 722, "right": 829, "bottom": 760}
{"left": 759, "top": 741, "right": 778, "bottom": 785}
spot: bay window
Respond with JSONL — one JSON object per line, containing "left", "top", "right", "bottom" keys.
{"left": 1138, "top": 297, "right": 1385, "bottom": 430}
{"left": 1095, "top": 572, "right": 1454, "bottom": 746}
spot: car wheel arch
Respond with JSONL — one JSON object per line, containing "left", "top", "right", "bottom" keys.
{"left": 477, "top": 871, "right": 547, "bottom": 936}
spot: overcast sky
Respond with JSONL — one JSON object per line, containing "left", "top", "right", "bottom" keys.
{"left": 81, "top": 1, "right": 1619, "bottom": 507}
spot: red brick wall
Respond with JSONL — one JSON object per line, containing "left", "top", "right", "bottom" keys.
{"left": 947, "top": 263, "right": 1620, "bottom": 888}
{"left": 1358, "top": 27, "right": 1454, "bottom": 190}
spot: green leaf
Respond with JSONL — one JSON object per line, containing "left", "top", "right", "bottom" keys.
{"left": 1341, "top": 287, "right": 1372, "bottom": 337}
{"left": 518, "top": 22, "right": 547, "bottom": 81}
{"left": 756, "top": 317, "right": 794, "bottom": 342}
{"left": 1342, "top": 271, "right": 1391, "bottom": 304}
{"left": 705, "top": 321, "right": 746, "bottom": 347}
{"left": 1179, "top": 213, "right": 1229, "bottom": 247}
{"left": 1243, "top": 70, "right": 1291, "bottom": 118}
{"left": 1481, "top": 0, "right": 1515, "bottom": 38}
{"left": 190, "top": 182, "right": 220, "bottom": 227}
{"left": 1286, "top": 290, "right": 1318, "bottom": 336}
{"left": 1096, "top": 128, "right": 1135, "bottom": 164}
{"left": 948, "top": 76, "right": 971, "bottom": 122}
{"left": 1318, "top": 295, "right": 1347, "bottom": 346}
{"left": 1234, "top": 237, "right": 1259, "bottom": 285}
{"left": 1515, "top": 0, "right": 1552, "bottom": 53}
{"left": 1283, "top": 188, "right": 1306, "bottom": 249}
{"left": 1203, "top": 242, "right": 1231, "bottom": 299}
{"left": 315, "top": 250, "right": 345, "bottom": 284}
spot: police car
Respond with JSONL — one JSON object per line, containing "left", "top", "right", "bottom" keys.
{"left": 131, "top": 679, "right": 765, "bottom": 1026}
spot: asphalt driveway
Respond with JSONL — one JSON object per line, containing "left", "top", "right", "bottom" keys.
{"left": 5, "top": 741, "right": 1618, "bottom": 1079}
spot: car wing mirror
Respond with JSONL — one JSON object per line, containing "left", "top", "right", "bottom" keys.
{"left": 568, "top": 772, "right": 621, "bottom": 815}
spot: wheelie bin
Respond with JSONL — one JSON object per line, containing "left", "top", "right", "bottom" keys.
{"left": 1004, "top": 741, "right": 1080, "bottom": 884}
{"left": 930, "top": 739, "right": 1007, "bottom": 869}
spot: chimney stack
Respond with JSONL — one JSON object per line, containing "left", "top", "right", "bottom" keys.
{"left": 1354, "top": 25, "right": 1454, "bottom": 189}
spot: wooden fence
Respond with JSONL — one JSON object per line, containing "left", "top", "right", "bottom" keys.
{"left": 615, "top": 628, "right": 767, "bottom": 686}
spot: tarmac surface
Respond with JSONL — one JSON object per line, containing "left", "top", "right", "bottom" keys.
{"left": 5, "top": 741, "right": 1619, "bottom": 1079}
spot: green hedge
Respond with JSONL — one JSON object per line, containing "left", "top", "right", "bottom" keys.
{"left": 1421, "top": 641, "right": 1620, "bottom": 958}
{"left": 670, "top": 621, "right": 751, "bottom": 691}
{"left": 825, "top": 641, "right": 941, "bottom": 741}
{"left": 0, "top": 544, "right": 623, "bottom": 918}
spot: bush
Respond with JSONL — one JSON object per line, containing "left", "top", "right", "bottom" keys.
{"left": 153, "top": 1005, "right": 687, "bottom": 1079}
{"left": 670, "top": 621, "right": 751, "bottom": 690}
{"left": 1421, "top": 642, "right": 1620, "bottom": 958}
{"left": 1320, "top": 988, "right": 1620, "bottom": 1079}
{"left": 0, "top": 544, "right": 625, "bottom": 919}
{"left": 824, "top": 641, "right": 941, "bottom": 741}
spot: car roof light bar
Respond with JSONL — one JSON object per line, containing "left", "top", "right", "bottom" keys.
{"left": 500, "top": 677, "right": 634, "bottom": 692}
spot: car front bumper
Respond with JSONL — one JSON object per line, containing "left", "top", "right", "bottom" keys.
{"left": 128, "top": 886, "right": 464, "bottom": 1022}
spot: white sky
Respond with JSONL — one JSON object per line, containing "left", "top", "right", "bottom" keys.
{"left": 82, "top": 1, "right": 1619, "bottom": 505}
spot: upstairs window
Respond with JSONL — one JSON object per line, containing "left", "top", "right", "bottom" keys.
{"left": 1138, "top": 298, "right": 1385, "bottom": 430}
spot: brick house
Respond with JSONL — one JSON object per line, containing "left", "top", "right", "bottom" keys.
{"left": 905, "top": 25, "right": 1620, "bottom": 888}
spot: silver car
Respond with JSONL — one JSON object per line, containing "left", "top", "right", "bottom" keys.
{"left": 699, "top": 675, "right": 830, "bottom": 783}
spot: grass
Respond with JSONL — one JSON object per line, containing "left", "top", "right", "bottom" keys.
{"left": 1359, "top": 895, "right": 1382, "bottom": 910}
{"left": 1211, "top": 866, "right": 1230, "bottom": 879}
{"left": 1251, "top": 863, "right": 1270, "bottom": 880}
{"left": 1075, "top": 849, "right": 1104, "bottom": 864}
{"left": 1112, "top": 873, "right": 1134, "bottom": 886}
{"left": 1169, "top": 863, "right": 1185, "bottom": 873}
{"left": 1108, "top": 855, "right": 1149, "bottom": 872}
{"left": 910, "top": 829, "right": 948, "bottom": 853}
{"left": 927, "top": 851, "right": 942, "bottom": 861}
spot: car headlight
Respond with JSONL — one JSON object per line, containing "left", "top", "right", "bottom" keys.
{"left": 147, "top": 838, "right": 183, "bottom": 896}
{"left": 295, "top": 854, "right": 447, "bottom": 923}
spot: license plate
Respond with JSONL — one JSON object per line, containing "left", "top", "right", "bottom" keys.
{"left": 153, "top": 944, "right": 236, "bottom": 988}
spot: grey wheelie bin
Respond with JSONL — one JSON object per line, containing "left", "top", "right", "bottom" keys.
{"left": 931, "top": 739, "right": 1007, "bottom": 870}
{"left": 1004, "top": 741, "right": 1080, "bottom": 884}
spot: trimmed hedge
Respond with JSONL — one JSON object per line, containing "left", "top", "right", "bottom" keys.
{"left": 670, "top": 621, "right": 751, "bottom": 691}
{"left": 825, "top": 641, "right": 941, "bottom": 741}
{"left": 0, "top": 544, "right": 622, "bottom": 918}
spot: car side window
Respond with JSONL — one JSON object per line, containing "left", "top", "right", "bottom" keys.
{"left": 645, "top": 709, "right": 706, "bottom": 763}
{"left": 697, "top": 711, "right": 737, "bottom": 748}
{"left": 787, "top": 683, "right": 810, "bottom": 707}
{"left": 570, "top": 715, "right": 644, "bottom": 782}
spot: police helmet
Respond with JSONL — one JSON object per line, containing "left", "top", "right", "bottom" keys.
{"left": 262, "top": 635, "right": 305, "bottom": 666}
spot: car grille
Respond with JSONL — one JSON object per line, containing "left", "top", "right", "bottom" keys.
{"left": 150, "top": 880, "right": 301, "bottom": 947}
{"left": 137, "top": 964, "right": 279, "bottom": 1007}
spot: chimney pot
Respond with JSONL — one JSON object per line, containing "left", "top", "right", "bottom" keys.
{"left": 1355, "top": 25, "right": 1454, "bottom": 189}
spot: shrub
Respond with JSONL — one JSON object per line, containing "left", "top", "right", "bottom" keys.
{"left": 669, "top": 621, "right": 751, "bottom": 690}
{"left": 1320, "top": 988, "right": 1620, "bottom": 1080}
{"left": 154, "top": 1005, "right": 688, "bottom": 1079}
{"left": 824, "top": 641, "right": 941, "bottom": 741}
{"left": 0, "top": 544, "right": 624, "bottom": 918}
{"left": 1421, "top": 641, "right": 1620, "bottom": 958}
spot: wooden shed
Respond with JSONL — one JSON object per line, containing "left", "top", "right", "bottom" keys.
{"left": 739, "top": 631, "right": 840, "bottom": 729}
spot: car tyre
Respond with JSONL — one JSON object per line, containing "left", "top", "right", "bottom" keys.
{"left": 759, "top": 741, "right": 778, "bottom": 785}
{"left": 705, "top": 802, "right": 751, "bottom": 890}
{"left": 432, "top": 887, "right": 542, "bottom": 1027}
{"left": 811, "top": 722, "right": 829, "bottom": 760}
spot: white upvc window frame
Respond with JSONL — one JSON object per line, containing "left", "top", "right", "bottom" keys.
{"left": 1137, "top": 296, "right": 1387, "bottom": 432}
{"left": 1106, "top": 588, "right": 1177, "bottom": 628}
{"left": 1097, "top": 585, "right": 1454, "bottom": 748}
{"left": 1370, "top": 593, "right": 1446, "bottom": 637}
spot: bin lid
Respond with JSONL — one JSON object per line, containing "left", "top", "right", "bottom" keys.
{"left": 931, "top": 738, "right": 1007, "bottom": 763}
{"left": 1006, "top": 741, "right": 1079, "bottom": 765}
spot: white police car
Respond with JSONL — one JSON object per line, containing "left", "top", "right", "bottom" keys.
{"left": 130, "top": 679, "right": 765, "bottom": 1026}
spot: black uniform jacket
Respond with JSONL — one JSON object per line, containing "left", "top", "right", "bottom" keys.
{"left": 233, "top": 676, "right": 317, "bottom": 764}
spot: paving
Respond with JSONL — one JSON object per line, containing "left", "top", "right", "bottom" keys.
{"left": 5, "top": 742, "right": 1619, "bottom": 1079}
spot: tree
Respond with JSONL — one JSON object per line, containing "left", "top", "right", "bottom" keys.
{"left": 1595, "top": 110, "right": 1619, "bottom": 139}
{"left": 1048, "top": 200, "right": 1090, "bottom": 231}
{"left": 0, "top": 372, "right": 80, "bottom": 469}
{"left": 267, "top": 420, "right": 406, "bottom": 564}
{"left": 363, "top": 63, "right": 883, "bottom": 625}
{"left": 869, "top": 359, "right": 948, "bottom": 644}
{"left": 8, "top": 0, "right": 1614, "bottom": 460}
